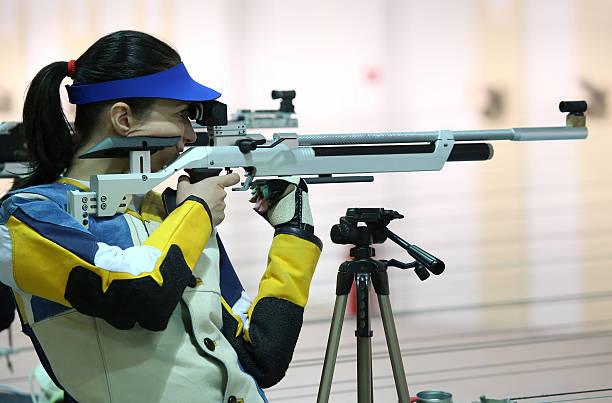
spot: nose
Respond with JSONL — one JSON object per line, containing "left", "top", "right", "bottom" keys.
{"left": 184, "top": 122, "right": 197, "bottom": 144}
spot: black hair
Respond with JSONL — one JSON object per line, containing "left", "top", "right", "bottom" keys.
{"left": 13, "top": 30, "right": 181, "bottom": 190}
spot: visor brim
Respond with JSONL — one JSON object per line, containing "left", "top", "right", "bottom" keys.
{"left": 66, "top": 63, "right": 221, "bottom": 105}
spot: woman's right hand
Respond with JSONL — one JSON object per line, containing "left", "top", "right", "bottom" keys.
{"left": 176, "top": 173, "right": 240, "bottom": 226}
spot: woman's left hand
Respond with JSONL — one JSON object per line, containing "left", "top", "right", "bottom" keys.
{"left": 249, "top": 177, "right": 313, "bottom": 230}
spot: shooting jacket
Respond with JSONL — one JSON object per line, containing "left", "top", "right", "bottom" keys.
{"left": 0, "top": 178, "right": 322, "bottom": 403}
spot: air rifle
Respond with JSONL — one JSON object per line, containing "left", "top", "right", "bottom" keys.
{"left": 0, "top": 93, "right": 588, "bottom": 229}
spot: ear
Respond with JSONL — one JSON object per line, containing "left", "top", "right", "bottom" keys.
{"left": 109, "top": 102, "right": 134, "bottom": 137}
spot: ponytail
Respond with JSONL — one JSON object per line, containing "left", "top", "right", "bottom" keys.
{"left": 12, "top": 61, "right": 74, "bottom": 190}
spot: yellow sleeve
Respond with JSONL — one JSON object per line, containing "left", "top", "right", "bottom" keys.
{"left": 4, "top": 195, "right": 212, "bottom": 331}
{"left": 220, "top": 231, "right": 322, "bottom": 388}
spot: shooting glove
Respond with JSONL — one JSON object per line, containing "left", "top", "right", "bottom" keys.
{"left": 251, "top": 177, "right": 315, "bottom": 234}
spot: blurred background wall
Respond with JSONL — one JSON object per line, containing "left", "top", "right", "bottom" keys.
{"left": 1, "top": 0, "right": 611, "bottom": 401}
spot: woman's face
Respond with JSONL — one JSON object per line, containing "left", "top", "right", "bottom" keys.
{"left": 128, "top": 99, "right": 197, "bottom": 171}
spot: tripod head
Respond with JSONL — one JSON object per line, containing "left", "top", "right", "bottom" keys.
{"left": 331, "top": 208, "right": 401, "bottom": 247}
{"left": 331, "top": 208, "right": 445, "bottom": 280}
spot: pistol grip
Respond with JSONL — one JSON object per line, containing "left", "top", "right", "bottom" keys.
{"left": 162, "top": 168, "right": 223, "bottom": 215}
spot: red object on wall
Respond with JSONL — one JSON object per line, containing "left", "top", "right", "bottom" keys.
{"left": 347, "top": 282, "right": 357, "bottom": 315}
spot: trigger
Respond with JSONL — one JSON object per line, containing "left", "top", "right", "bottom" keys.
{"left": 233, "top": 173, "right": 254, "bottom": 191}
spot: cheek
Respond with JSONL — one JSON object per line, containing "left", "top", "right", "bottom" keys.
{"left": 141, "top": 121, "right": 184, "bottom": 138}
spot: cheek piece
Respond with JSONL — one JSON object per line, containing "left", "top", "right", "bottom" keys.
{"left": 65, "top": 62, "right": 221, "bottom": 105}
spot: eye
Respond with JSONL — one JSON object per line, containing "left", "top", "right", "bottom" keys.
{"left": 177, "top": 109, "right": 190, "bottom": 120}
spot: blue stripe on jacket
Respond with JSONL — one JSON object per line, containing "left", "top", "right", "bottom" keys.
{"left": 217, "top": 235, "right": 244, "bottom": 307}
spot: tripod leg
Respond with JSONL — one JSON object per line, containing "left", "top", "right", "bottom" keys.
{"left": 357, "top": 336, "right": 373, "bottom": 403}
{"left": 317, "top": 293, "right": 348, "bottom": 403}
{"left": 356, "top": 273, "right": 373, "bottom": 403}
{"left": 378, "top": 294, "right": 410, "bottom": 403}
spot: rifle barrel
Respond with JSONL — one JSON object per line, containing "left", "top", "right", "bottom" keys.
{"left": 298, "top": 127, "right": 587, "bottom": 146}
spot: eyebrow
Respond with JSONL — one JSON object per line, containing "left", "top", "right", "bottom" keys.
{"left": 173, "top": 103, "right": 189, "bottom": 112}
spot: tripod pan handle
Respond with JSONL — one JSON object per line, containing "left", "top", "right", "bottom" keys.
{"left": 407, "top": 244, "right": 445, "bottom": 275}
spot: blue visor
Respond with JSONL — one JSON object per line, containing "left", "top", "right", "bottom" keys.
{"left": 66, "top": 63, "right": 221, "bottom": 104}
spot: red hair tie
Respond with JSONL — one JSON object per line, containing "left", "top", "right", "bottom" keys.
{"left": 67, "top": 60, "right": 76, "bottom": 79}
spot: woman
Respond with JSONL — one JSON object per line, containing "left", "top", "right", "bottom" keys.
{"left": 0, "top": 30, "right": 322, "bottom": 402}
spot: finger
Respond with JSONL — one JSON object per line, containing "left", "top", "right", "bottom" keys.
{"left": 217, "top": 173, "right": 240, "bottom": 188}
{"left": 176, "top": 176, "right": 190, "bottom": 190}
{"left": 255, "top": 198, "right": 270, "bottom": 213}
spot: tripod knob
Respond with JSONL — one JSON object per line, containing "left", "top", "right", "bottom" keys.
{"left": 414, "top": 264, "right": 430, "bottom": 281}
{"left": 350, "top": 246, "right": 375, "bottom": 259}
{"left": 331, "top": 221, "right": 363, "bottom": 244}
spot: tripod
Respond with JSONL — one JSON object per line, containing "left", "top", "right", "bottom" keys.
{"left": 316, "top": 208, "right": 445, "bottom": 403}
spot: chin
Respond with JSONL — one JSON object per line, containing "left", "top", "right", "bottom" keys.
{"left": 152, "top": 149, "right": 179, "bottom": 171}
